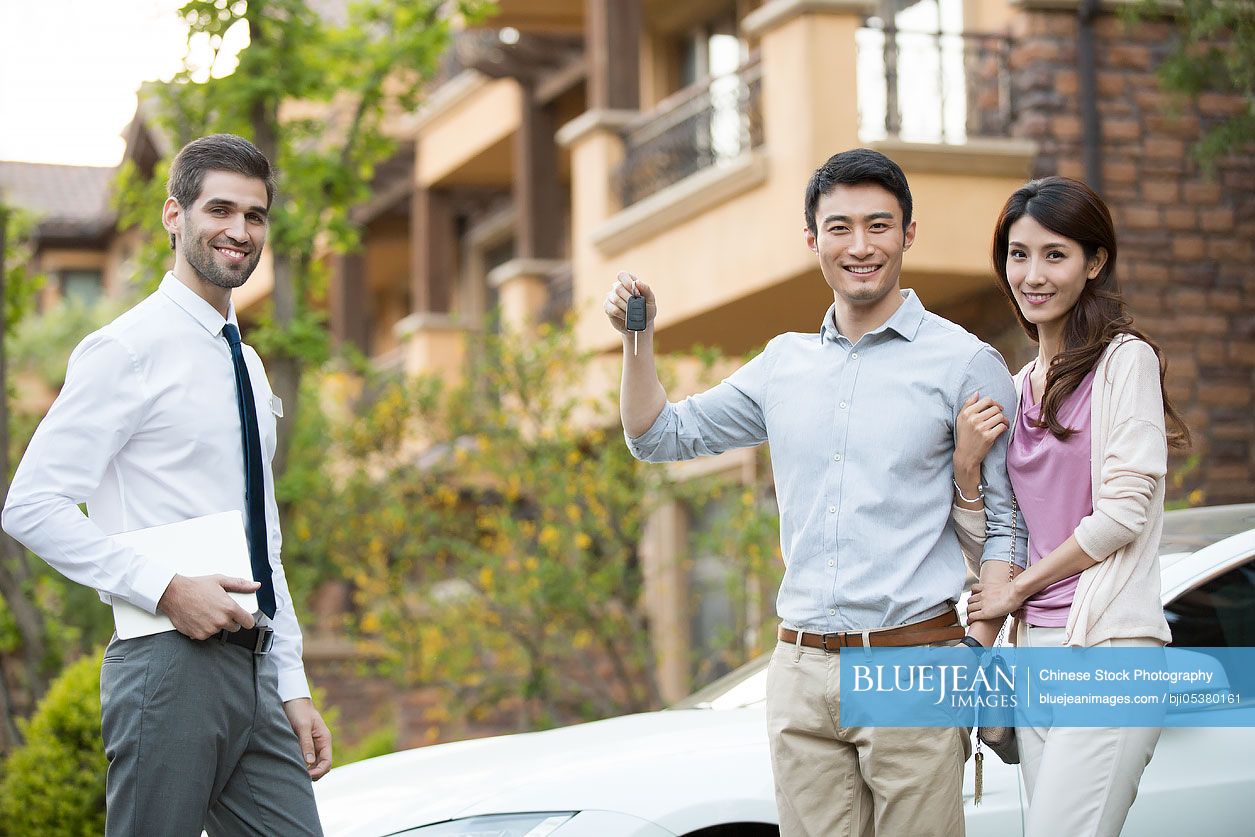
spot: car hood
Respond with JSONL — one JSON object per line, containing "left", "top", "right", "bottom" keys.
{"left": 314, "top": 707, "right": 775, "bottom": 836}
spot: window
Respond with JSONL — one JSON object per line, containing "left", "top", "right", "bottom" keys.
{"left": 1165, "top": 555, "right": 1255, "bottom": 648}
{"left": 678, "top": 8, "right": 742, "bottom": 89}
{"left": 857, "top": 0, "right": 1008, "bottom": 143}
{"left": 59, "top": 269, "right": 103, "bottom": 304}
{"left": 681, "top": 461, "right": 780, "bottom": 691}
{"left": 687, "top": 490, "right": 742, "bottom": 685}
{"left": 679, "top": 7, "right": 750, "bottom": 165}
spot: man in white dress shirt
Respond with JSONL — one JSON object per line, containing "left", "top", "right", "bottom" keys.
{"left": 3, "top": 134, "right": 329, "bottom": 835}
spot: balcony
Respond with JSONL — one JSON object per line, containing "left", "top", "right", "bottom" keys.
{"left": 561, "top": 2, "right": 1037, "bottom": 357}
{"left": 614, "top": 58, "right": 764, "bottom": 209}
{"left": 857, "top": 24, "right": 1015, "bottom": 144}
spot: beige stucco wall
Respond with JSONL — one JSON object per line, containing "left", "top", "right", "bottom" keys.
{"left": 568, "top": 6, "right": 1030, "bottom": 356}
{"left": 417, "top": 77, "right": 523, "bottom": 188}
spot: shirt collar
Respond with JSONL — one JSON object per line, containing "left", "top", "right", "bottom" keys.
{"left": 818, "top": 289, "right": 925, "bottom": 344}
{"left": 159, "top": 272, "right": 239, "bottom": 337}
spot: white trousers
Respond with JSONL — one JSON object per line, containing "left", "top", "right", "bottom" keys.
{"left": 1017, "top": 624, "right": 1162, "bottom": 837}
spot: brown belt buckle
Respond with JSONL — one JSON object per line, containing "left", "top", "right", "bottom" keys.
{"left": 821, "top": 632, "right": 842, "bottom": 652}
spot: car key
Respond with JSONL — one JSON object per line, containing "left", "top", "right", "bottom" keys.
{"left": 626, "top": 289, "right": 647, "bottom": 356}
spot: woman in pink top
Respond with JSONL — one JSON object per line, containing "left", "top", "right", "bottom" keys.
{"left": 956, "top": 176, "right": 1190, "bottom": 837}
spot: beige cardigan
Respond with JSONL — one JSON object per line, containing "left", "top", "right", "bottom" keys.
{"left": 954, "top": 334, "right": 1171, "bottom": 646}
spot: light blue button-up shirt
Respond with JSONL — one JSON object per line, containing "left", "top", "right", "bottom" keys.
{"left": 627, "top": 290, "right": 1026, "bottom": 632}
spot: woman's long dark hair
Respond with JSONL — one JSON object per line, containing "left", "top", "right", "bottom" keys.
{"left": 992, "top": 176, "right": 1190, "bottom": 447}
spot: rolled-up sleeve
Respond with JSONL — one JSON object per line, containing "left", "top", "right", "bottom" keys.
{"left": 955, "top": 346, "right": 1028, "bottom": 569}
{"left": 626, "top": 340, "right": 775, "bottom": 463}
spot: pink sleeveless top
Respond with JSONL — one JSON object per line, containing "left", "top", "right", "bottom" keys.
{"left": 1008, "top": 365, "right": 1097, "bottom": 627}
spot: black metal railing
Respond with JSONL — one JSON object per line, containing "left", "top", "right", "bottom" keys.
{"left": 542, "top": 262, "right": 573, "bottom": 326}
{"left": 856, "top": 26, "right": 1014, "bottom": 143}
{"left": 614, "top": 58, "right": 763, "bottom": 209}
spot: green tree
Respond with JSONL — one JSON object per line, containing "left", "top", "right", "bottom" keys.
{"left": 1130, "top": 0, "right": 1255, "bottom": 163}
{"left": 288, "top": 324, "right": 783, "bottom": 737}
{"left": 0, "top": 205, "right": 50, "bottom": 748}
{"left": 0, "top": 209, "right": 127, "bottom": 751}
{"left": 116, "top": 0, "right": 493, "bottom": 483}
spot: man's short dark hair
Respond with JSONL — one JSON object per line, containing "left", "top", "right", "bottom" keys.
{"left": 804, "top": 148, "right": 913, "bottom": 236}
{"left": 166, "top": 134, "right": 276, "bottom": 248}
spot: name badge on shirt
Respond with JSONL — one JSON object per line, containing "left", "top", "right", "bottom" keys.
{"left": 270, "top": 394, "right": 284, "bottom": 418}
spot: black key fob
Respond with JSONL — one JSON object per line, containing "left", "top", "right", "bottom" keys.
{"left": 626, "top": 294, "right": 648, "bottom": 331}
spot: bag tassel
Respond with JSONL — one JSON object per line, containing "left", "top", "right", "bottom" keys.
{"left": 973, "top": 699, "right": 984, "bottom": 806}
{"left": 974, "top": 748, "right": 984, "bottom": 806}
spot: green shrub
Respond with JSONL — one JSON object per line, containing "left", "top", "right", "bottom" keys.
{"left": 339, "top": 725, "right": 398, "bottom": 767}
{"left": 0, "top": 653, "right": 106, "bottom": 836}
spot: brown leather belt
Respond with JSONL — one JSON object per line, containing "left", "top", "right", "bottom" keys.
{"left": 778, "top": 608, "right": 964, "bottom": 652}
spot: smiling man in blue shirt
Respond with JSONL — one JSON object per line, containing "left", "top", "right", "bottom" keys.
{"left": 606, "top": 148, "right": 1025, "bottom": 836}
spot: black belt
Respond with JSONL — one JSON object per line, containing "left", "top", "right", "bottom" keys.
{"left": 219, "top": 625, "right": 274, "bottom": 654}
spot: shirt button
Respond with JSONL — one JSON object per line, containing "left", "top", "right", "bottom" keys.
{"left": 839, "top": 401, "right": 847, "bottom": 409}
{"left": 829, "top": 608, "right": 837, "bottom": 615}
{"left": 828, "top": 505, "right": 837, "bottom": 514}
{"left": 851, "top": 352, "right": 859, "bottom": 359}
{"left": 833, "top": 453, "right": 842, "bottom": 462}
{"left": 828, "top": 559, "right": 835, "bottom": 567}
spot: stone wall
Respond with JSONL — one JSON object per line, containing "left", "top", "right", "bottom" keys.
{"left": 1009, "top": 7, "right": 1255, "bottom": 504}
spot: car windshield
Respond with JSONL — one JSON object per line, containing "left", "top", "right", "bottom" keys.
{"left": 670, "top": 655, "right": 769, "bottom": 710}
{"left": 1158, "top": 504, "right": 1255, "bottom": 558}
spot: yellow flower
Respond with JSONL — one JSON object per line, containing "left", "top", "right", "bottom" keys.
{"left": 539, "top": 525, "right": 560, "bottom": 547}
{"left": 360, "top": 612, "right": 381, "bottom": 633}
{"left": 479, "top": 567, "right": 494, "bottom": 589}
{"left": 565, "top": 504, "right": 581, "bottom": 522}
{"left": 575, "top": 533, "right": 592, "bottom": 550}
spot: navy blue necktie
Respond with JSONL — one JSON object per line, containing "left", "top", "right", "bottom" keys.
{"left": 223, "top": 323, "right": 276, "bottom": 618}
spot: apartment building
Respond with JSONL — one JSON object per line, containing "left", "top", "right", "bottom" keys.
{"left": 326, "top": 0, "right": 1251, "bottom": 698}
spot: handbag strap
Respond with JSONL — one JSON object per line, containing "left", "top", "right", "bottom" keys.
{"left": 976, "top": 493, "right": 1019, "bottom": 804}
{"left": 992, "top": 495, "right": 1019, "bottom": 649}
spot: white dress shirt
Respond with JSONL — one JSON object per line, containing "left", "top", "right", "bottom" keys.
{"left": 2, "top": 274, "right": 310, "bottom": 701}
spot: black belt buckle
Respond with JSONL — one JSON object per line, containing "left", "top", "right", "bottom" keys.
{"left": 220, "top": 626, "right": 274, "bottom": 655}
{"left": 252, "top": 627, "right": 274, "bottom": 654}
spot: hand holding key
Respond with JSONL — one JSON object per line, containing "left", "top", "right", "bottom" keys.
{"left": 604, "top": 272, "right": 657, "bottom": 353}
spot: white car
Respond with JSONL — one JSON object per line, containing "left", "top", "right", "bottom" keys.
{"left": 314, "top": 504, "right": 1255, "bottom": 836}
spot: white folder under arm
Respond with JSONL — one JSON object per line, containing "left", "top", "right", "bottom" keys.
{"left": 109, "top": 510, "right": 258, "bottom": 640}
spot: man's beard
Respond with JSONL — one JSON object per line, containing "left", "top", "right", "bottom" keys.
{"left": 182, "top": 229, "right": 261, "bottom": 289}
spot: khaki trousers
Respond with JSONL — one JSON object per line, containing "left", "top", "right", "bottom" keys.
{"left": 1017, "top": 624, "right": 1162, "bottom": 837}
{"left": 765, "top": 639, "right": 970, "bottom": 837}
